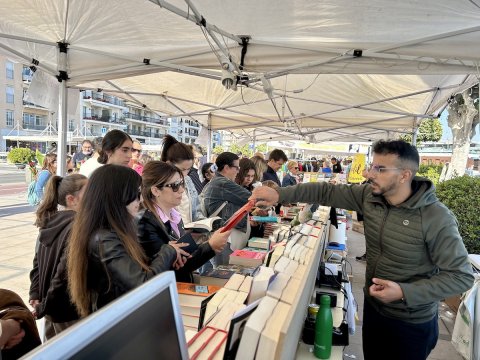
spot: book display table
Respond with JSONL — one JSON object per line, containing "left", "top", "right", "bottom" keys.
{"left": 185, "top": 206, "right": 352, "bottom": 359}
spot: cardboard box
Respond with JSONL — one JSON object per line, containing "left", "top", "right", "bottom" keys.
{"left": 352, "top": 220, "right": 364, "bottom": 234}
{"left": 444, "top": 295, "right": 461, "bottom": 313}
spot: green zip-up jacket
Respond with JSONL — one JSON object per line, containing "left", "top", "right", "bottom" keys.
{"left": 277, "top": 177, "right": 474, "bottom": 323}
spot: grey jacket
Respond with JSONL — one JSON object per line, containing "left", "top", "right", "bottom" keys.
{"left": 278, "top": 177, "right": 474, "bottom": 323}
{"left": 201, "top": 173, "right": 251, "bottom": 230}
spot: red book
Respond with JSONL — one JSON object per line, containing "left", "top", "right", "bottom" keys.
{"left": 229, "top": 249, "right": 266, "bottom": 267}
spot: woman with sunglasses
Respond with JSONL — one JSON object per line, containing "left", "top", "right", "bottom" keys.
{"left": 67, "top": 165, "right": 176, "bottom": 317}
{"left": 282, "top": 160, "right": 300, "bottom": 187}
{"left": 129, "top": 140, "right": 144, "bottom": 175}
{"left": 138, "top": 161, "right": 230, "bottom": 282}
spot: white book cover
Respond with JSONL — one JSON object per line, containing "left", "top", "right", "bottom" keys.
{"left": 280, "top": 278, "right": 302, "bottom": 305}
{"left": 292, "top": 264, "right": 307, "bottom": 280}
{"left": 248, "top": 266, "right": 275, "bottom": 304}
{"left": 204, "top": 288, "right": 229, "bottom": 323}
{"left": 266, "top": 273, "right": 291, "bottom": 299}
{"left": 293, "top": 245, "right": 307, "bottom": 262}
{"left": 184, "top": 216, "right": 222, "bottom": 231}
{"left": 224, "top": 273, "right": 245, "bottom": 291}
{"left": 238, "top": 276, "right": 253, "bottom": 293}
{"left": 236, "top": 296, "right": 279, "bottom": 360}
{"left": 274, "top": 256, "right": 291, "bottom": 273}
{"left": 257, "top": 301, "right": 291, "bottom": 359}
{"left": 283, "top": 259, "right": 299, "bottom": 277}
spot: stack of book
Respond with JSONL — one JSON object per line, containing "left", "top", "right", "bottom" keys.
{"left": 187, "top": 326, "right": 227, "bottom": 360}
{"left": 229, "top": 249, "right": 266, "bottom": 267}
{"left": 177, "top": 283, "right": 221, "bottom": 332}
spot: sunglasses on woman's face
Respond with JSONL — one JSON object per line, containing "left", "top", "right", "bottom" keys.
{"left": 159, "top": 179, "right": 185, "bottom": 192}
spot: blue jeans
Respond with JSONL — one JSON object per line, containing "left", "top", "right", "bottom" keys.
{"left": 362, "top": 298, "right": 438, "bottom": 360}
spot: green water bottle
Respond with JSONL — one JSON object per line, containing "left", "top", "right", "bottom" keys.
{"left": 314, "top": 295, "right": 333, "bottom": 359}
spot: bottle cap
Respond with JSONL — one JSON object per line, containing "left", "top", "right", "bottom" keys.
{"left": 320, "top": 294, "right": 331, "bottom": 306}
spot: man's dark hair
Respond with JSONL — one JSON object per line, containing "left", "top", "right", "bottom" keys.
{"left": 268, "top": 149, "right": 288, "bottom": 162}
{"left": 201, "top": 162, "right": 213, "bottom": 177}
{"left": 331, "top": 157, "right": 337, "bottom": 161}
{"left": 216, "top": 152, "right": 239, "bottom": 171}
{"left": 372, "top": 140, "right": 419, "bottom": 175}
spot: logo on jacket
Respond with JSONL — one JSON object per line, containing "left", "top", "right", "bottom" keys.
{"left": 403, "top": 220, "right": 409, "bottom": 226}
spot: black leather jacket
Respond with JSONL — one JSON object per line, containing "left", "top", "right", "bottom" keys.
{"left": 138, "top": 209, "right": 215, "bottom": 283}
{"left": 87, "top": 228, "right": 176, "bottom": 313}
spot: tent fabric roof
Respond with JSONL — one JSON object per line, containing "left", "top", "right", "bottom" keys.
{"left": 1, "top": 0, "right": 479, "bottom": 142}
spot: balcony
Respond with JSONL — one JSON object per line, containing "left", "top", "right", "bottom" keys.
{"left": 83, "top": 115, "right": 126, "bottom": 125}
{"left": 22, "top": 123, "right": 47, "bottom": 131}
{"left": 126, "top": 129, "right": 163, "bottom": 138}
{"left": 124, "top": 112, "right": 168, "bottom": 126}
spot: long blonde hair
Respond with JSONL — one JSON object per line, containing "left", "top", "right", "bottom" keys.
{"left": 67, "top": 165, "right": 148, "bottom": 317}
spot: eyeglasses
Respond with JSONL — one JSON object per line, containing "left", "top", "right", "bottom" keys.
{"left": 132, "top": 148, "right": 142, "bottom": 154}
{"left": 229, "top": 165, "right": 240, "bottom": 170}
{"left": 367, "top": 164, "right": 402, "bottom": 174}
{"left": 159, "top": 179, "right": 185, "bottom": 192}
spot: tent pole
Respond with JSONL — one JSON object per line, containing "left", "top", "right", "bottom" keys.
{"left": 56, "top": 43, "right": 68, "bottom": 176}
{"left": 207, "top": 114, "right": 212, "bottom": 163}
{"left": 57, "top": 80, "right": 67, "bottom": 176}
{"left": 411, "top": 117, "right": 418, "bottom": 145}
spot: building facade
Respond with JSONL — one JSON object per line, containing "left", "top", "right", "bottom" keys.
{"left": 0, "top": 55, "right": 221, "bottom": 153}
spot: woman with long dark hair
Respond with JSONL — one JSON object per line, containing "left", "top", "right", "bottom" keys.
{"left": 235, "top": 158, "right": 256, "bottom": 192}
{"left": 161, "top": 135, "right": 203, "bottom": 223}
{"left": 67, "top": 165, "right": 176, "bottom": 317}
{"left": 138, "top": 161, "right": 230, "bottom": 282}
{"left": 29, "top": 174, "right": 87, "bottom": 339}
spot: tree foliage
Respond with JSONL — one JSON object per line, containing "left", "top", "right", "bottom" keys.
{"left": 7, "top": 148, "right": 35, "bottom": 164}
{"left": 214, "top": 143, "right": 268, "bottom": 157}
{"left": 436, "top": 176, "right": 480, "bottom": 253}
{"left": 400, "top": 118, "right": 443, "bottom": 144}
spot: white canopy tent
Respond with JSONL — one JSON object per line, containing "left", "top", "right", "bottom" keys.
{"left": 1, "top": 0, "right": 480, "bottom": 175}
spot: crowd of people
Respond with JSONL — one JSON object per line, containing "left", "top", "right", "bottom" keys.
{"left": 3, "top": 133, "right": 471, "bottom": 360}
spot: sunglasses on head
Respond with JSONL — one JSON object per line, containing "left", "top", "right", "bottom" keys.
{"left": 159, "top": 179, "right": 185, "bottom": 192}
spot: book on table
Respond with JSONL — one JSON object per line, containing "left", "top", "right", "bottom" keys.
{"left": 184, "top": 216, "right": 222, "bottom": 231}
{"left": 229, "top": 249, "right": 266, "bottom": 267}
{"left": 177, "top": 283, "right": 221, "bottom": 331}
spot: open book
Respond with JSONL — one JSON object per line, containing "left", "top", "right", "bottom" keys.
{"left": 184, "top": 216, "right": 222, "bottom": 231}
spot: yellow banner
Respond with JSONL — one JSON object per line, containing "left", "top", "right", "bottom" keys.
{"left": 348, "top": 154, "right": 366, "bottom": 183}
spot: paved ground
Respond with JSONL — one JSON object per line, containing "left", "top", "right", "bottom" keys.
{"left": 0, "top": 163, "right": 464, "bottom": 358}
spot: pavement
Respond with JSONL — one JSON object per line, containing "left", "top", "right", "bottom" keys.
{"left": 0, "top": 161, "right": 465, "bottom": 358}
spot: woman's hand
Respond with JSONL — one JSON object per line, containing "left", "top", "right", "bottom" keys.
{"left": 169, "top": 241, "right": 191, "bottom": 270}
{"left": 208, "top": 228, "right": 232, "bottom": 253}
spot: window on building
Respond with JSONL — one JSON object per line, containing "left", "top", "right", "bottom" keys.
{"left": 35, "top": 115, "right": 42, "bottom": 126}
{"left": 6, "top": 61, "right": 14, "bottom": 80}
{"left": 69, "top": 119, "right": 75, "bottom": 131}
{"left": 6, "top": 110, "right": 14, "bottom": 127}
{"left": 6, "top": 86, "right": 14, "bottom": 103}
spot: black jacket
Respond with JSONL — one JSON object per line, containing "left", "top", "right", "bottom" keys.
{"left": 29, "top": 210, "right": 79, "bottom": 322}
{"left": 138, "top": 209, "right": 215, "bottom": 283}
{"left": 87, "top": 228, "right": 176, "bottom": 313}
{"left": 262, "top": 165, "right": 281, "bottom": 186}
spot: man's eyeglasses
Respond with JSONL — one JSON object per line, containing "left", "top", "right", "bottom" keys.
{"left": 159, "top": 180, "right": 185, "bottom": 192}
{"left": 132, "top": 148, "right": 142, "bottom": 154}
{"left": 229, "top": 164, "right": 240, "bottom": 170}
{"left": 367, "top": 165, "right": 402, "bottom": 174}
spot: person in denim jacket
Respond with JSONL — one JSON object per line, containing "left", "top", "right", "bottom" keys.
{"left": 201, "top": 152, "right": 251, "bottom": 265}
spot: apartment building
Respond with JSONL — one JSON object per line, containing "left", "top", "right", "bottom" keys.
{"left": 0, "top": 55, "right": 222, "bottom": 153}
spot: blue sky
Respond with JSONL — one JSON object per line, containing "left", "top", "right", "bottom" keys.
{"left": 439, "top": 109, "right": 480, "bottom": 142}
